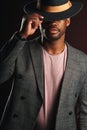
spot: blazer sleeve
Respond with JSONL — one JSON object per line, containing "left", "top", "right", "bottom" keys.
{"left": 0, "top": 33, "right": 27, "bottom": 84}
{"left": 79, "top": 73, "right": 87, "bottom": 130}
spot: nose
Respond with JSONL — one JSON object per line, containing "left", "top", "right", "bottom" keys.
{"left": 47, "top": 21, "right": 57, "bottom": 25}
{"left": 47, "top": 21, "right": 61, "bottom": 28}
{"left": 42, "top": 21, "right": 58, "bottom": 28}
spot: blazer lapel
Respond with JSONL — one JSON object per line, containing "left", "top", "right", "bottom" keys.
{"left": 28, "top": 40, "right": 44, "bottom": 99}
{"left": 58, "top": 43, "right": 79, "bottom": 109}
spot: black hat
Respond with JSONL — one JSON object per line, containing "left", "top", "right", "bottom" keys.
{"left": 24, "top": 0, "right": 83, "bottom": 21}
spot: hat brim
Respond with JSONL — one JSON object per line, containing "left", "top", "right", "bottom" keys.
{"left": 24, "top": 1, "right": 83, "bottom": 21}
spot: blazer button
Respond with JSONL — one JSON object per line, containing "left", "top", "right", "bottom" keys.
{"left": 69, "top": 111, "right": 73, "bottom": 115}
{"left": 75, "top": 93, "right": 78, "bottom": 98}
{"left": 13, "top": 113, "right": 18, "bottom": 118}
{"left": 16, "top": 74, "right": 23, "bottom": 79}
{"left": 20, "top": 96, "right": 26, "bottom": 100}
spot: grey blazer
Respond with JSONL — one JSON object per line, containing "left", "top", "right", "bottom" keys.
{"left": 0, "top": 34, "right": 87, "bottom": 130}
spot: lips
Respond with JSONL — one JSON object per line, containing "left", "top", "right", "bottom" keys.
{"left": 48, "top": 27, "right": 59, "bottom": 34}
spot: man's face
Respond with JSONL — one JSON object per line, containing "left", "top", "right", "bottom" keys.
{"left": 42, "top": 18, "right": 70, "bottom": 41}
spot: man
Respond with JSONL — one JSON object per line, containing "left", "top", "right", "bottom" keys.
{"left": 0, "top": 0, "right": 87, "bottom": 130}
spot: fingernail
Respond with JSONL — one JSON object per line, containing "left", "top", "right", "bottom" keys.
{"left": 41, "top": 16, "right": 44, "bottom": 19}
{"left": 40, "top": 17, "right": 44, "bottom": 20}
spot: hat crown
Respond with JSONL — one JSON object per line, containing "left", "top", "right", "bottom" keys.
{"left": 40, "top": 0, "right": 68, "bottom": 6}
{"left": 24, "top": 0, "right": 83, "bottom": 21}
{"left": 37, "top": 0, "right": 72, "bottom": 13}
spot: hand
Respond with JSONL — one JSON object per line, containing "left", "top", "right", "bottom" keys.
{"left": 19, "top": 13, "right": 44, "bottom": 39}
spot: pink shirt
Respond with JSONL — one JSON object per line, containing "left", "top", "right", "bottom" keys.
{"left": 35, "top": 45, "right": 67, "bottom": 130}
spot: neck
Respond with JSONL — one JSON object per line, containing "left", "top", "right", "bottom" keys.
{"left": 42, "top": 35, "right": 65, "bottom": 55}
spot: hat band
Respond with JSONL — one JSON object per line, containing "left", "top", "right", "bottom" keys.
{"left": 37, "top": 0, "right": 72, "bottom": 13}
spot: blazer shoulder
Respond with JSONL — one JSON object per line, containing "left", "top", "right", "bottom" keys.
{"left": 67, "top": 42, "right": 87, "bottom": 71}
{"left": 67, "top": 42, "right": 87, "bottom": 59}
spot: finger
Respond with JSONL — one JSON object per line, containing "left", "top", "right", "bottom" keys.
{"left": 39, "top": 15, "right": 44, "bottom": 21}
{"left": 31, "top": 18, "right": 40, "bottom": 29}
{"left": 28, "top": 20, "right": 38, "bottom": 33}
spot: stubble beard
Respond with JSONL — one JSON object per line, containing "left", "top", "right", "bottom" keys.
{"left": 43, "top": 28, "right": 65, "bottom": 42}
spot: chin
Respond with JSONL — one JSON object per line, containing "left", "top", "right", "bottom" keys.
{"left": 46, "top": 35, "right": 61, "bottom": 41}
